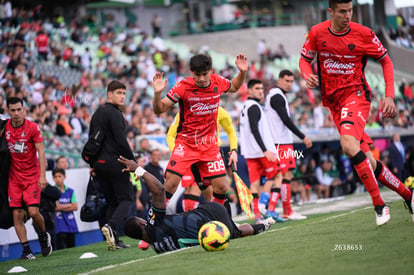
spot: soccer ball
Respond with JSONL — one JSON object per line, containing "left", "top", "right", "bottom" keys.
{"left": 198, "top": 221, "right": 230, "bottom": 251}
{"left": 404, "top": 177, "right": 414, "bottom": 189}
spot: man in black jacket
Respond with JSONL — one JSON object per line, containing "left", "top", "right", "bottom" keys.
{"left": 88, "top": 80, "right": 135, "bottom": 250}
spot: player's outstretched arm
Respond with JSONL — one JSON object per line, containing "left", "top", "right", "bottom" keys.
{"left": 118, "top": 156, "right": 166, "bottom": 209}
{"left": 152, "top": 72, "right": 174, "bottom": 114}
{"left": 229, "top": 54, "right": 248, "bottom": 93}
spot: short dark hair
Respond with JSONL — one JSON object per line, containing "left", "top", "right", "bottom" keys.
{"left": 329, "top": 0, "right": 352, "bottom": 9}
{"left": 189, "top": 54, "right": 212, "bottom": 72}
{"left": 278, "top": 69, "right": 293, "bottom": 79}
{"left": 124, "top": 216, "right": 144, "bottom": 240}
{"left": 247, "top": 79, "right": 262, "bottom": 89}
{"left": 107, "top": 80, "right": 126, "bottom": 93}
{"left": 52, "top": 167, "right": 66, "bottom": 176}
{"left": 56, "top": 155, "right": 66, "bottom": 163}
{"left": 6, "top": 97, "right": 23, "bottom": 108}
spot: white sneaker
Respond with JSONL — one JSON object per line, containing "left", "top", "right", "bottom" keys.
{"left": 257, "top": 217, "right": 276, "bottom": 230}
{"left": 375, "top": 205, "right": 390, "bottom": 226}
{"left": 287, "top": 212, "right": 307, "bottom": 220}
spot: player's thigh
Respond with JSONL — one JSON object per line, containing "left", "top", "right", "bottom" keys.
{"left": 22, "top": 181, "right": 41, "bottom": 207}
{"left": 334, "top": 96, "right": 371, "bottom": 141}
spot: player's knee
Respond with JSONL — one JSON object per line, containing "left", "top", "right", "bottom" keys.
{"left": 27, "top": 207, "right": 40, "bottom": 218}
{"left": 340, "top": 135, "right": 359, "bottom": 157}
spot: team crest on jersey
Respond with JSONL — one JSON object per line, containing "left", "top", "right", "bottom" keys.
{"left": 21, "top": 132, "right": 26, "bottom": 138}
{"left": 170, "top": 160, "right": 177, "bottom": 167}
{"left": 213, "top": 86, "right": 218, "bottom": 93}
{"left": 348, "top": 43, "right": 355, "bottom": 51}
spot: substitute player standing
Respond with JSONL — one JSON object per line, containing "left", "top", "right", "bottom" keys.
{"left": 299, "top": 0, "right": 414, "bottom": 225}
{"left": 265, "top": 70, "right": 312, "bottom": 220}
{"left": 239, "top": 79, "right": 284, "bottom": 223}
{"left": 5, "top": 97, "right": 52, "bottom": 259}
{"left": 152, "top": 54, "right": 246, "bottom": 206}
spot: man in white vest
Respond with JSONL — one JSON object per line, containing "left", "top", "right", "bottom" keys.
{"left": 239, "top": 79, "right": 284, "bottom": 223}
{"left": 265, "top": 70, "right": 312, "bottom": 220}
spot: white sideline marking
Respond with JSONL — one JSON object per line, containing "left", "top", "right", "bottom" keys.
{"left": 81, "top": 206, "right": 372, "bottom": 274}
{"left": 79, "top": 248, "right": 192, "bottom": 275}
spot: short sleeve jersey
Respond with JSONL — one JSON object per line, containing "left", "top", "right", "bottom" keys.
{"left": 5, "top": 119, "right": 43, "bottom": 183}
{"left": 145, "top": 206, "right": 210, "bottom": 253}
{"left": 301, "top": 20, "right": 388, "bottom": 106}
{"left": 166, "top": 74, "right": 231, "bottom": 144}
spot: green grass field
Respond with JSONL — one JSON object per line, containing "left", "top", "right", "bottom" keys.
{"left": 1, "top": 196, "right": 413, "bottom": 275}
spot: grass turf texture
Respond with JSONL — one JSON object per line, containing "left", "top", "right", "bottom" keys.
{"left": 1, "top": 196, "right": 412, "bottom": 275}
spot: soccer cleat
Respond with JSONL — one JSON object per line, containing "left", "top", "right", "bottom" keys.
{"left": 39, "top": 232, "right": 52, "bottom": 257}
{"left": 286, "top": 212, "right": 307, "bottom": 220}
{"left": 265, "top": 210, "right": 285, "bottom": 223}
{"left": 19, "top": 251, "right": 36, "bottom": 260}
{"left": 256, "top": 217, "right": 275, "bottom": 231}
{"left": 404, "top": 190, "right": 414, "bottom": 222}
{"left": 258, "top": 203, "right": 267, "bottom": 216}
{"left": 375, "top": 205, "right": 390, "bottom": 226}
{"left": 116, "top": 240, "right": 131, "bottom": 249}
{"left": 101, "top": 224, "right": 116, "bottom": 251}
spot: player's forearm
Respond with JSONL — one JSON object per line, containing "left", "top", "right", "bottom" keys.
{"left": 38, "top": 147, "right": 47, "bottom": 177}
{"left": 379, "top": 55, "right": 395, "bottom": 99}
{"left": 230, "top": 70, "right": 247, "bottom": 93}
{"left": 299, "top": 57, "right": 313, "bottom": 80}
{"left": 152, "top": 93, "right": 165, "bottom": 114}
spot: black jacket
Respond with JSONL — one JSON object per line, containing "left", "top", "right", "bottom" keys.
{"left": 89, "top": 103, "right": 134, "bottom": 165}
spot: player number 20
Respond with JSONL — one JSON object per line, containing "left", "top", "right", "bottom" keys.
{"left": 207, "top": 160, "right": 225, "bottom": 173}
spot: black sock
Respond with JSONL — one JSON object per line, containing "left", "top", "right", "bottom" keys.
{"left": 251, "top": 224, "right": 265, "bottom": 235}
{"left": 22, "top": 241, "right": 31, "bottom": 253}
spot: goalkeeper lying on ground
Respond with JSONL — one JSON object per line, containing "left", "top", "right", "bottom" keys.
{"left": 118, "top": 156, "right": 274, "bottom": 253}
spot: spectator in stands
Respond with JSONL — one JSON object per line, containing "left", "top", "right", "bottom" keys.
{"left": 35, "top": 29, "right": 49, "bottom": 61}
{"left": 151, "top": 13, "right": 162, "bottom": 38}
{"left": 291, "top": 162, "right": 311, "bottom": 204}
{"left": 257, "top": 39, "right": 267, "bottom": 63}
{"left": 70, "top": 106, "right": 88, "bottom": 139}
{"left": 315, "top": 158, "right": 342, "bottom": 199}
{"left": 144, "top": 149, "right": 164, "bottom": 185}
{"left": 55, "top": 113, "right": 73, "bottom": 137}
{"left": 336, "top": 147, "right": 357, "bottom": 194}
{"left": 388, "top": 133, "right": 406, "bottom": 181}
{"left": 138, "top": 137, "right": 151, "bottom": 164}
{"left": 56, "top": 155, "right": 69, "bottom": 170}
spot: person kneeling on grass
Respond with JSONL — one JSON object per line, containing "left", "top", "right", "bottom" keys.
{"left": 118, "top": 156, "right": 274, "bottom": 253}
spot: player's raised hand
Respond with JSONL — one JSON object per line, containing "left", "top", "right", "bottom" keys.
{"left": 153, "top": 72, "right": 168, "bottom": 94}
{"left": 382, "top": 97, "right": 397, "bottom": 118}
{"left": 235, "top": 54, "right": 248, "bottom": 72}
{"left": 306, "top": 74, "right": 319, "bottom": 89}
